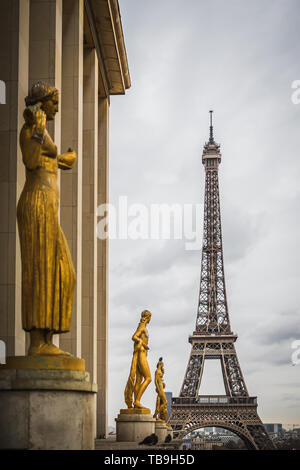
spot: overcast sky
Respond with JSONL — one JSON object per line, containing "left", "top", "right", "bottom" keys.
{"left": 107, "top": 0, "right": 300, "bottom": 430}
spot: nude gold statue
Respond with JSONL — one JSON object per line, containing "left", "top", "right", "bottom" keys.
{"left": 153, "top": 357, "right": 168, "bottom": 422}
{"left": 17, "top": 82, "right": 76, "bottom": 357}
{"left": 124, "top": 310, "right": 152, "bottom": 411}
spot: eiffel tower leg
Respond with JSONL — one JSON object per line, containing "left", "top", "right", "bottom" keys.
{"left": 221, "top": 349, "right": 248, "bottom": 396}
{"left": 180, "top": 354, "right": 204, "bottom": 397}
{"left": 246, "top": 423, "right": 276, "bottom": 449}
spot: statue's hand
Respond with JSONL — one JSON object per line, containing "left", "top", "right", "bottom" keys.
{"left": 65, "top": 148, "right": 77, "bottom": 163}
{"left": 35, "top": 109, "right": 47, "bottom": 134}
{"left": 58, "top": 148, "right": 77, "bottom": 169}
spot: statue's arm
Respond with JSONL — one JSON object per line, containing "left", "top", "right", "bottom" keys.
{"left": 58, "top": 148, "right": 77, "bottom": 170}
{"left": 132, "top": 326, "right": 143, "bottom": 344}
{"left": 20, "top": 107, "right": 47, "bottom": 170}
{"left": 20, "top": 126, "right": 43, "bottom": 170}
{"left": 132, "top": 325, "right": 149, "bottom": 350}
{"left": 154, "top": 372, "right": 160, "bottom": 391}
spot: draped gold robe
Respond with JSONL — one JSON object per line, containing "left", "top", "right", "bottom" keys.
{"left": 17, "top": 124, "right": 76, "bottom": 333}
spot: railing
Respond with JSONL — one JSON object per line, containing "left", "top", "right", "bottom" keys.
{"left": 172, "top": 396, "right": 257, "bottom": 405}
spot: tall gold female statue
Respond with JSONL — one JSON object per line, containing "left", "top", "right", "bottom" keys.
{"left": 124, "top": 310, "right": 152, "bottom": 411}
{"left": 17, "top": 82, "right": 76, "bottom": 356}
{"left": 153, "top": 357, "right": 168, "bottom": 422}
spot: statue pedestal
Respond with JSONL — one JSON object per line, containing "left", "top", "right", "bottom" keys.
{"left": 167, "top": 424, "right": 174, "bottom": 440}
{"left": 116, "top": 409, "right": 156, "bottom": 443}
{"left": 0, "top": 355, "right": 85, "bottom": 371}
{"left": 0, "top": 357, "right": 97, "bottom": 450}
{"left": 155, "top": 420, "right": 169, "bottom": 443}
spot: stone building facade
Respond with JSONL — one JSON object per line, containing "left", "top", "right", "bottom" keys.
{"left": 0, "top": 0, "right": 130, "bottom": 438}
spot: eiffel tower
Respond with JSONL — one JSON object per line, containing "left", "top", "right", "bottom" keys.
{"left": 168, "top": 112, "right": 275, "bottom": 450}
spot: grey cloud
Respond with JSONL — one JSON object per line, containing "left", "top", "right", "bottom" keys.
{"left": 222, "top": 205, "right": 267, "bottom": 264}
{"left": 274, "top": 382, "right": 300, "bottom": 389}
{"left": 115, "top": 240, "right": 200, "bottom": 277}
{"left": 254, "top": 312, "right": 300, "bottom": 346}
{"left": 240, "top": 342, "right": 292, "bottom": 368}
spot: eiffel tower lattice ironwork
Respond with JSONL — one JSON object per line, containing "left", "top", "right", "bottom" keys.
{"left": 168, "top": 112, "right": 275, "bottom": 450}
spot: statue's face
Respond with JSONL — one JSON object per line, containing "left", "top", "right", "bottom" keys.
{"left": 142, "top": 310, "right": 151, "bottom": 324}
{"left": 42, "top": 93, "right": 59, "bottom": 120}
{"left": 145, "top": 312, "right": 151, "bottom": 324}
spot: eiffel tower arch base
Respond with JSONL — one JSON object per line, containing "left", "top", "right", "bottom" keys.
{"left": 168, "top": 400, "right": 276, "bottom": 450}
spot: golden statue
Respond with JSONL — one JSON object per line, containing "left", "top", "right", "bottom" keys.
{"left": 153, "top": 357, "right": 168, "bottom": 422}
{"left": 124, "top": 310, "right": 152, "bottom": 411}
{"left": 17, "top": 82, "right": 76, "bottom": 357}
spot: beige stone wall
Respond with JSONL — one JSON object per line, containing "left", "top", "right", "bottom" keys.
{"left": 82, "top": 47, "right": 98, "bottom": 382}
{"left": 29, "top": 0, "right": 62, "bottom": 144}
{"left": 97, "top": 97, "right": 109, "bottom": 437}
{"left": 28, "top": 0, "right": 62, "bottom": 349}
{"left": 0, "top": 0, "right": 30, "bottom": 356}
{"left": 59, "top": 0, "right": 84, "bottom": 358}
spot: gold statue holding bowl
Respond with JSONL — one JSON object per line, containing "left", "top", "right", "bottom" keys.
{"left": 17, "top": 82, "right": 76, "bottom": 357}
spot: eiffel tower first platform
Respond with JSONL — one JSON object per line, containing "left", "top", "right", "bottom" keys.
{"left": 168, "top": 112, "right": 275, "bottom": 450}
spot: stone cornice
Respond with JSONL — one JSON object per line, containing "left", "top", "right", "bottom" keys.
{"left": 85, "top": 0, "right": 131, "bottom": 96}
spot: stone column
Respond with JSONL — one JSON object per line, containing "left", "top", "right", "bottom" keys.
{"left": 0, "top": 0, "right": 30, "bottom": 357}
{"left": 28, "top": 0, "right": 62, "bottom": 349}
{"left": 97, "top": 97, "right": 109, "bottom": 437}
{"left": 59, "top": 0, "right": 84, "bottom": 358}
{"left": 82, "top": 47, "right": 98, "bottom": 383}
{"left": 29, "top": 0, "right": 62, "bottom": 146}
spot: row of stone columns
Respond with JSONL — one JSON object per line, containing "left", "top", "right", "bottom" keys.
{"left": 0, "top": 0, "right": 109, "bottom": 437}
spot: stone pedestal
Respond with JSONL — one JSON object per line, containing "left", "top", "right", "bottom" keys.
{"left": 167, "top": 424, "right": 174, "bottom": 440}
{"left": 155, "top": 420, "right": 168, "bottom": 443}
{"left": 116, "top": 409, "right": 156, "bottom": 443}
{"left": 1, "top": 355, "right": 85, "bottom": 371}
{"left": 0, "top": 359, "right": 97, "bottom": 450}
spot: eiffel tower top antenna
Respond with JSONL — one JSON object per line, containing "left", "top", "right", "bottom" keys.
{"left": 202, "top": 111, "right": 221, "bottom": 166}
{"left": 209, "top": 109, "right": 214, "bottom": 143}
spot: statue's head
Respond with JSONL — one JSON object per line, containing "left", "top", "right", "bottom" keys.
{"left": 25, "top": 82, "right": 59, "bottom": 121}
{"left": 141, "top": 309, "right": 151, "bottom": 324}
{"left": 157, "top": 357, "right": 164, "bottom": 368}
